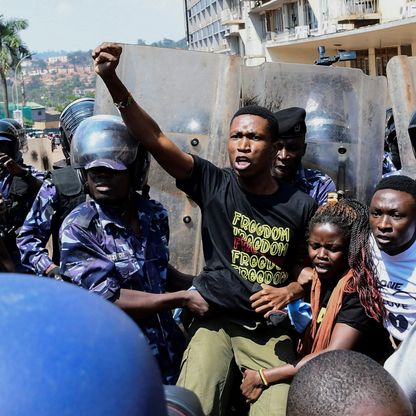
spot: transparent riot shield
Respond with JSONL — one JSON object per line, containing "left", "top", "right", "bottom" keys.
{"left": 95, "top": 44, "right": 241, "bottom": 274}
{"left": 386, "top": 56, "right": 416, "bottom": 178}
{"left": 242, "top": 62, "right": 387, "bottom": 202}
{"left": 95, "top": 45, "right": 386, "bottom": 273}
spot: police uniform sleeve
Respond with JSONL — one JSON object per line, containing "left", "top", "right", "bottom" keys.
{"left": 60, "top": 207, "right": 121, "bottom": 302}
{"left": 315, "top": 176, "right": 336, "bottom": 207}
{"left": 16, "top": 180, "right": 59, "bottom": 275}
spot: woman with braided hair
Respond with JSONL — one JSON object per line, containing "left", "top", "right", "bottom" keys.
{"left": 241, "top": 198, "right": 393, "bottom": 403}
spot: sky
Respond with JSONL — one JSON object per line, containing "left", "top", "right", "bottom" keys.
{"left": 1, "top": 0, "right": 186, "bottom": 52}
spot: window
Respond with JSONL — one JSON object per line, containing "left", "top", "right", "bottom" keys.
{"left": 276, "top": 8, "right": 284, "bottom": 32}
{"left": 400, "top": 44, "right": 412, "bottom": 56}
{"left": 284, "top": 2, "right": 298, "bottom": 30}
{"left": 375, "top": 47, "right": 398, "bottom": 76}
{"left": 304, "top": 1, "right": 318, "bottom": 30}
{"left": 265, "top": 10, "right": 276, "bottom": 32}
{"left": 350, "top": 49, "right": 369, "bottom": 75}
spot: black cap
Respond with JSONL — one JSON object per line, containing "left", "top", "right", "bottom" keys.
{"left": 274, "top": 107, "right": 306, "bottom": 138}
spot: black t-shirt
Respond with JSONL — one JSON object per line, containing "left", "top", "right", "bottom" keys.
{"left": 319, "top": 287, "right": 393, "bottom": 362}
{"left": 177, "top": 155, "right": 316, "bottom": 320}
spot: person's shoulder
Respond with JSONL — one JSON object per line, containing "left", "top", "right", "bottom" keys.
{"left": 303, "top": 167, "right": 333, "bottom": 183}
{"left": 143, "top": 197, "right": 168, "bottom": 217}
{"left": 25, "top": 164, "right": 47, "bottom": 179}
{"left": 279, "top": 181, "right": 316, "bottom": 208}
{"left": 62, "top": 200, "right": 98, "bottom": 229}
{"left": 36, "top": 178, "right": 58, "bottom": 200}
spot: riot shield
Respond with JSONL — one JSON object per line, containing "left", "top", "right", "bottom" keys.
{"left": 95, "top": 44, "right": 241, "bottom": 274}
{"left": 242, "top": 62, "right": 387, "bottom": 202}
{"left": 95, "top": 44, "right": 386, "bottom": 273}
{"left": 386, "top": 55, "right": 416, "bottom": 178}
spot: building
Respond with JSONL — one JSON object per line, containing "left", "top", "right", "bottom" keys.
{"left": 184, "top": 0, "right": 416, "bottom": 73}
{"left": 47, "top": 56, "right": 68, "bottom": 65}
{"left": 184, "top": 0, "right": 245, "bottom": 54}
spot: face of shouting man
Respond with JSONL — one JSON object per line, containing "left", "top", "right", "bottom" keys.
{"left": 228, "top": 114, "right": 277, "bottom": 193}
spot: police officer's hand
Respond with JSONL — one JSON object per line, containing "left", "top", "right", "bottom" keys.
{"left": 92, "top": 43, "right": 122, "bottom": 79}
{"left": 45, "top": 265, "right": 70, "bottom": 282}
{"left": 183, "top": 290, "right": 210, "bottom": 317}
{"left": 0, "top": 153, "right": 27, "bottom": 178}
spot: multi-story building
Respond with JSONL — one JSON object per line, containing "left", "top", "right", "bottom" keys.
{"left": 184, "top": 0, "right": 245, "bottom": 54}
{"left": 184, "top": 0, "right": 416, "bottom": 73}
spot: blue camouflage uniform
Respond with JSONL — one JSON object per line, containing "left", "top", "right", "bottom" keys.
{"left": 0, "top": 163, "right": 45, "bottom": 271}
{"left": 17, "top": 166, "right": 85, "bottom": 275}
{"left": 60, "top": 195, "right": 185, "bottom": 385}
{"left": 294, "top": 165, "right": 336, "bottom": 206}
{"left": 17, "top": 180, "right": 60, "bottom": 275}
{"left": 0, "top": 164, "right": 44, "bottom": 199}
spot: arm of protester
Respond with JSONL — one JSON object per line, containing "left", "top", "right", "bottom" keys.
{"left": 92, "top": 42, "right": 193, "bottom": 181}
{"left": 60, "top": 211, "right": 209, "bottom": 317}
{"left": 16, "top": 181, "right": 58, "bottom": 275}
{"left": 0, "top": 153, "right": 43, "bottom": 195}
{"left": 250, "top": 281, "right": 306, "bottom": 317}
{"left": 240, "top": 323, "right": 362, "bottom": 403}
{"left": 166, "top": 263, "right": 195, "bottom": 291}
{"left": 116, "top": 288, "right": 209, "bottom": 320}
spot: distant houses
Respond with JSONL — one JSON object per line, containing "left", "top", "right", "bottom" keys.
{"left": 0, "top": 101, "right": 60, "bottom": 130}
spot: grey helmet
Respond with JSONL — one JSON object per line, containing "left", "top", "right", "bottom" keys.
{"left": 2, "top": 118, "right": 27, "bottom": 152}
{"left": 70, "top": 115, "right": 150, "bottom": 191}
{"left": 60, "top": 98, "right": 95, "bottom": 161}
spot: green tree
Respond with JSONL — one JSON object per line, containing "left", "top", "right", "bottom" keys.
{"left": 0, "top": 15, "right": 30, "bottom": 117}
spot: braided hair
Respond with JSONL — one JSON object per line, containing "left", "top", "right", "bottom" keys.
{"left": 309, "top": 198, "right": 384, "bottom": 321}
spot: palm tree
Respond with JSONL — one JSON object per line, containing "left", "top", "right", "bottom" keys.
{"left": 0, "top": 15, "right": 30, "bottom": 118}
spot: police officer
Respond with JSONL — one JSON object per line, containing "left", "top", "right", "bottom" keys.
{"left": 273, "top": 107, "right": 336, "bottom": 206}
{"left": 0, "top": 120, "right": 44, "bottom": 271}
{"left": 2, "top": 118, "right": 28, "bottom": 153}
{"left": 17, "top": 98, "right": 94, "bottom": 278}
{"left": 60, "top": 115, "right": 207, "bottom": 384}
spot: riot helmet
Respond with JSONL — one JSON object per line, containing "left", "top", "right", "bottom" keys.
{"left": 71, "top": 115, "right": 150, "bottom": 191}
{"left": 305, "top": 110, "right": 352, "bottom": 144}
{"left": 59, "top": 98, "right": 95, "bottom": 161}
{"left": 2, "top": 118, "right": 27, "bottom": 152}
{"left": 0, "top": 120, "right": 19, "bottom": 160}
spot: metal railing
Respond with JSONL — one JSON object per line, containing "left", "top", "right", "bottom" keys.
{"left": 341, "top": 0, "right": 378, "bottom": 16}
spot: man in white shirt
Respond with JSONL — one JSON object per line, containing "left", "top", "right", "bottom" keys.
{"left": 369, "top": 175, "right": 416, "bottom": 344}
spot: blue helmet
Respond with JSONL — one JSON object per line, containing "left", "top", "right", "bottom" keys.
{"left": 0, "top": 273, "right": 167, "bottom": 415}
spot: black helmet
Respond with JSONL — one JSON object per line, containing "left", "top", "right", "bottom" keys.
{"left": 2, "top": 118, "right": 27, "bottom": 152}
{"left": 0, "top": 120, "right": 19, "bottom": 159}
{"left": 71, "top": 115, "right": 150, "bottom": 191}
{"left": 60, "top": 98, "right": 95, "bottom": 161}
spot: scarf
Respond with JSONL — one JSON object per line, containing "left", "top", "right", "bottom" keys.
{"left": 298, "top": 269, "right": 353, "bottom": 356}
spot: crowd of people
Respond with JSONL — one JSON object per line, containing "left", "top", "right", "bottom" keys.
{"left": 0, "top": 42, "right": 415, "bottom": 415}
